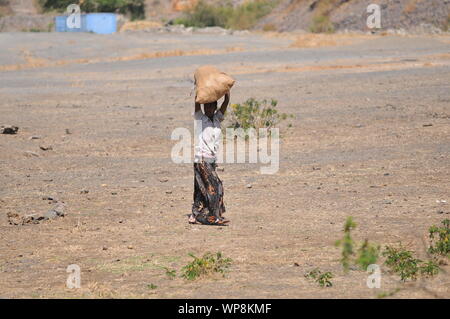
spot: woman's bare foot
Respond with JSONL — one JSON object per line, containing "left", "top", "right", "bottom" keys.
{"left": 188, "top": 214, "right": 197, "bottom": 224}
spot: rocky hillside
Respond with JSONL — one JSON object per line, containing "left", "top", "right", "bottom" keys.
{"left": 256, "top": 0, "right": 450, "bottom": 32}
{"left": 146, "top": 0, "right": 450, "bottom": 32}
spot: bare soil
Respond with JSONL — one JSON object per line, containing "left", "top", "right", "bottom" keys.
{"left": 0, "top": 31, "right": 449, "bottom": 298}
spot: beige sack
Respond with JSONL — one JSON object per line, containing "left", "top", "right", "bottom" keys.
{"left": 194, "top": 65, "right": 235, "bottom": 104}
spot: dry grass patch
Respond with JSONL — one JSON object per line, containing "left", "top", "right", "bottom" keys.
{"left": 119, "top": 20, "right": 163, "bottom": 32}
{"left": 290, "top": 33, "right": 374, "bottom": 48}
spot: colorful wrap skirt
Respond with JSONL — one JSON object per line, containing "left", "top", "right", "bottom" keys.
{"left": 191, "top": 160, "right": 226, "bottom": 225}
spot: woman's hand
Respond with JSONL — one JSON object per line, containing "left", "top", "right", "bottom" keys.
{"left": 220, "top": 92, "right": 230, "bottom": 114}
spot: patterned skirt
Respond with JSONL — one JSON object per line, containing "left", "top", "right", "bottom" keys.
{"left": 191, "top": 160, "right": 226, "bottom": 225}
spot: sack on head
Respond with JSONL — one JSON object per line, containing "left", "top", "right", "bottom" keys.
{"left": 194, "top": 65, "right": 235, "bottom": 104}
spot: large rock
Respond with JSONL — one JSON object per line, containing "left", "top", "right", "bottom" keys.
{"left": 0, "top": 125, "right": 19, "bottom": 134}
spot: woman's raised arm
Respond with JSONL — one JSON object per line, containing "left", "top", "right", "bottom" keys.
{"left": 219, "top": 92, "right": 230, "bottom": 114}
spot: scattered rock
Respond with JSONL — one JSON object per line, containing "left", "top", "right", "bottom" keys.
{"left": 423, "top": 123, "right": 433, "bottom": 127}
{"left": 7, "top": 212, "right": 22, "bottom": 225}
{"left": 159, "top": 178, "right": 168, "bottom": 183}
{"left": 29, "top": 135, "right": 41, "bottom": 140}
{"left": 39, "top": 145, "right": 53, "bottom": 151}
{"left": 1, "top": 125, "right": 19, "bottom": 134}
{"left": 65, "top": 128, "right": 71, "bottom": 134}
{"left": 246, "top": 184, "right": 252, "bottom": 189}
{"left": 43, "top": 202, "right": 66, "bottom": 220}
{"left": 80, "top": 189, "right": 89, "bottom": 194}
{"left": 43, "top": 210, "right": 59, "bottom": 219}
{"left": 7, "top": 201, "right": 66, "bottom": 225}
{"left": 24, "top": 151, "right": 39, "bottom": 157}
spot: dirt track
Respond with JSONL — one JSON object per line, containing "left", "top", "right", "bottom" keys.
{"left": 0, "top": 31, "right": 449, "bottom": 298}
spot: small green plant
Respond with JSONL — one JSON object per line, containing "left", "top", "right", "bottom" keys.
{"left": 376, "top": 288, "right": 401, "bottom": 299}
{"left": 335, "top": 217, "right": 357, "bottom": 273}
{"left": 226, "top": 98, "right": 293, "bottom": 135}
{"left": 356, "top": 239, "right": 380, "bottom": 270}
{"left": 304, "top": 268, "right": 333, "bottom": 287}
{"left": 163, "top": 267, "right": 177, "bottom": 279}
{"left": 147, "top": 283, "right": 158, "bottom": 290}
{"left": 181, "top": 252, "right": 232, "bottom": 280}
{"left": 382, "top": 245, "right": 422, "bottom": 282}
{"left": 428, "top": 219, "right": 450, "bottom": 257}
{"left": 28, "top": 28, "right": 44, "bottom": 32}
{"left": 419, "top": 260, "right": 440, "bottom": 277}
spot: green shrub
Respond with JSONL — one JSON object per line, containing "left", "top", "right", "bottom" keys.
{"left": 227, "top": 0, "right": 276, "bottom": 30}
{"left": 382, "top": 245, "right": 422, "bottom": 281}
{"left": 419, "top": 260, "right": 440, "bottom": 277}
{"left": 226, "top": 98, "right": 293, "bottom": 135}
{"left": 304, "top": 268, "right": 333, "bottom": 287}
{"left": 356, "top": 239, "right": 380, "bottom": 270}
{"left": 39, "top": 0, "right": 145, "bottom": 20}
{"left": 335, "top": 216, "right": 357, "bottom": 273}
{"left": 173, "top": 0, "right": 276, "bottom": 30}
{"left": 172, "top": 0, "right": 230, "bottom": 28}
{"left": 335, "top": 217, "right": 380, "bottom": 272}
{"left": 428, "top": 219, "right": 450, "bottom": 257}
{"left": 181, "top": 252, "right": 232, "bottom": 280}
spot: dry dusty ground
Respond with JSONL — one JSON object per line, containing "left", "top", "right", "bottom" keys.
{"left": 0, "top": 31, "right": 449, "bottom": 298}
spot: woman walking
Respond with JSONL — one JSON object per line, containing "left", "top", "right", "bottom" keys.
{"left": 188, "top": 93, "right": 230, "bottom": 225}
